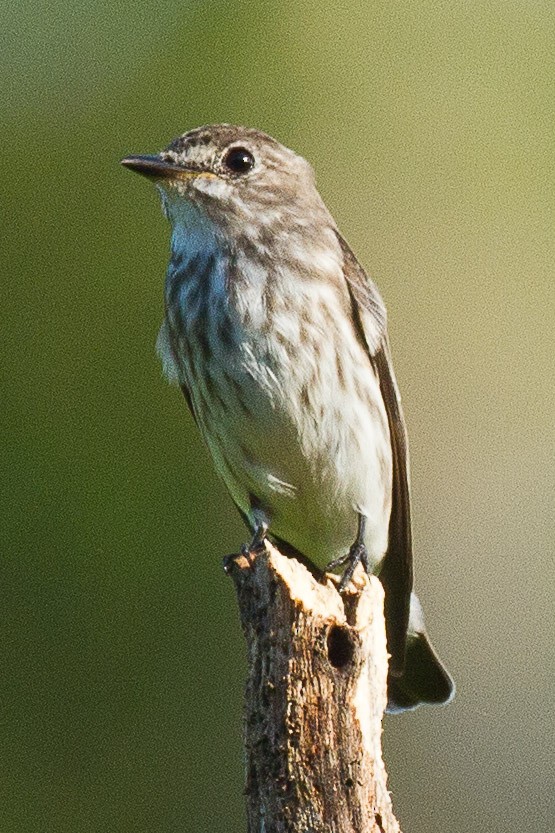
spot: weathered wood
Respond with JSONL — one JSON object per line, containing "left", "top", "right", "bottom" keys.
{"left": 227, "top": 543, "right": 401, "bottom": 833}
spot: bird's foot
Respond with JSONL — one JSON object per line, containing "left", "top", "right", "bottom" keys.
{"left": 223, "top": 525, "right": 268, "bottom": 573}
{"left": 326, "top": 514, "right": 369, "bottom": 591}
{"left": 326, "top": 541, "right": 370, "bottom": 591}
{"left": 239, "top": 539, "right": 267, "bottom": 563}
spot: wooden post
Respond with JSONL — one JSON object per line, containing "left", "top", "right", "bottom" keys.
{"left": 227, "top": 543, "right": 401, "bottom": 833}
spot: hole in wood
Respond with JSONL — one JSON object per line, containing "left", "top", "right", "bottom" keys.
{"left": 326, "top": 625, "right": 354, "bottom": 668}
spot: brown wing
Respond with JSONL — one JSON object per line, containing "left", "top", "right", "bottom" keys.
{"left": 337, "top": 234, "right": 413, "bottom": 677}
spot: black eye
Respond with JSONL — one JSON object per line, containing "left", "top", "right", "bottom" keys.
{"left": 222, "top": 146, "right": 255, "bottom": 174}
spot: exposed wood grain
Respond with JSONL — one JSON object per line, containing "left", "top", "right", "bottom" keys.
{"left": 227, "top": 543, "right": 401, "bottom": 833}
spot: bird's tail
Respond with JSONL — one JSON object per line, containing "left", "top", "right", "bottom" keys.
{"left": 386, "top": 593, "right": 455, "bottom": 714}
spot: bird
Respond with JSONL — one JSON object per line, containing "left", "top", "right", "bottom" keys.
{"left": 121, "top": 124, "right": 454, "bottom": 712}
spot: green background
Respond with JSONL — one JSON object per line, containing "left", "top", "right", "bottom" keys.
{"left": 2, "top": 1, "right": 554, "bottom": 830}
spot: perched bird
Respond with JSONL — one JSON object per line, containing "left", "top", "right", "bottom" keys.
{"left": 122, "top": 125, "right": 454, "bottom": 712}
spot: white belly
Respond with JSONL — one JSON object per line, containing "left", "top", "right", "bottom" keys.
{"left": 158, "top": 218, "right": 392, "bottom": 572}
{"left": 159, "top": 296, "right": 392, "bottom": 571}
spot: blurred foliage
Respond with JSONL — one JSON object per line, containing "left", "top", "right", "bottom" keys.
{"left": 1, "top": 0, "right": 554, "bottom": 831}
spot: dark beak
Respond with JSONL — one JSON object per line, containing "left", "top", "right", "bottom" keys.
{"left": 120, "top": 155, "right": 193, "bottom": 180}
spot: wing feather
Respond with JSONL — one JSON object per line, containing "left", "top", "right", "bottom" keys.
{"left": 338, "top": 234, "right": 413, "bottom": 676}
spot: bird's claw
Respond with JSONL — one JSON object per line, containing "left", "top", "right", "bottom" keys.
{"left": 326, "top": 541, "right": 370, "bottom": 592}
{"left": 223, "top": 537, "right": 268, "bottom": 574}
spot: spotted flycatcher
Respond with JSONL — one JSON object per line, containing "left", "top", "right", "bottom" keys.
{"left": 122, "top": 125, "right": 454, "bottom": 712}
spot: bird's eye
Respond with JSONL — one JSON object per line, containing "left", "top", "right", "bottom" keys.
{"left": 222, "top": 147, "right": 255, "bottom": 175}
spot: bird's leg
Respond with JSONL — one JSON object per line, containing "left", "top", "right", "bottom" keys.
{"left": 223, "top": 519, "right": 269, "bottom": 573}
{"left": 240, "top": 519, "right": 269, "bottom": 559}
{"left": 326, "top": 514, "right": 370, "bottom": 591}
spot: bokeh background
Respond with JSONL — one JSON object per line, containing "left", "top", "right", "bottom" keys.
{"left": 2, "top": 1, "right": 554, "bottom": 831}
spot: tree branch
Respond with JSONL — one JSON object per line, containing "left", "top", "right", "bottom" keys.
{"left": 227, "top": 543, "right": 401, "bottom": 833}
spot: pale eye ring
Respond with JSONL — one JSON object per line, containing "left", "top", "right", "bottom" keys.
{"left": 222, "top": 146, "right": 255, "bottom": 175}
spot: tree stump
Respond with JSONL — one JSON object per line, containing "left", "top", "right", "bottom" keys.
{"left": 226, "top": 542, "right": 401, "bottom": 833}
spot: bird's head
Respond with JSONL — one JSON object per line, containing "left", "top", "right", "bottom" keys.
{"left": 121, "top": 124, "right": 326, "bottom": 238}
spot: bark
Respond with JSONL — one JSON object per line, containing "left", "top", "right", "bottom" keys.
{"left": 226, "top": 543, "right": 401, "bottom": 833}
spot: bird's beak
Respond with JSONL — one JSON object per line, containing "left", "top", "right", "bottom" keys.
{"left": 120, "top": 155, "right": 213, "bottom": 181}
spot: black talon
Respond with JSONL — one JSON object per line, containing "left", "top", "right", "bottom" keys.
{"left": 326, "top": 514, "right": 370, "bottom": 591}
{"left": 243, "top": 520, "right": 268, "bottom": 554}
{"left": 223, "top": 521, "right": 269, "bottom": 573}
